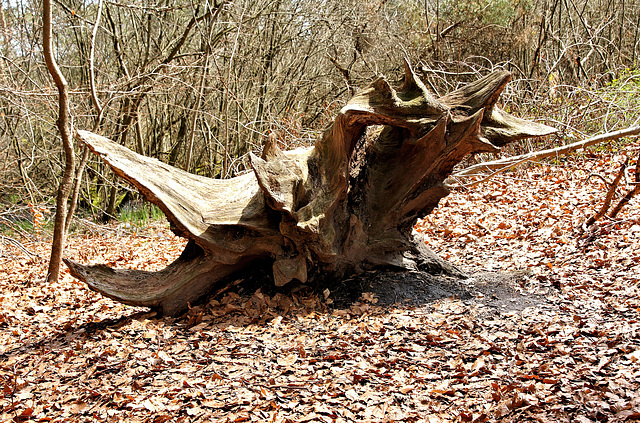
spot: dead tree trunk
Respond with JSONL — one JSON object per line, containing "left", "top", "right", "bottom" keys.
{"left": 64, "top": 62, "right": 556, "bottom": 316}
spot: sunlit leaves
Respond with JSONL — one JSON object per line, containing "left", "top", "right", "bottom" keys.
{"left": 2, "top": 142, "right": 640, "bottom": 421}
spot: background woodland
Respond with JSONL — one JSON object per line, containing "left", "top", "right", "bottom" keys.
{"left": 1, "top": 0, "right": 639, "bottom": 227}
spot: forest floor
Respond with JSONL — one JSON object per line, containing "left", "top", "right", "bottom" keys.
{"left": 1, "top": 141, "right": 640, "bottom": 422}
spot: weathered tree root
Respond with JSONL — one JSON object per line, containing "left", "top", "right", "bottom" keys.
{"left": 65, "top": 61, "right": 556, "bottom": 316}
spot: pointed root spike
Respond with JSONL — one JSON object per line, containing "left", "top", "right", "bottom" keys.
{"left": 473, "top": 136, "right": 501, "bottom": 154}
{"left": 399, "top": 59, "right": 447, "bottom": 114}
{"left": 484, "top": 107, "right": 558, "bottom": 146}
{"left": 447, "top": 109, "right": 492, "bottom": 151}
{"left": 439, "top": 70, "right": 512, "bottom": 113}
{"left": 414, "top": 113, "right": 449, "bottom": 149}
{"left": 400, "top": 58, "right": 420, "bottom": 92}
{"left": 370, "top": 76, "right": 398, "bottom": 102}
{"left": 262, "top": 133, "right": 284, "bottom": 160}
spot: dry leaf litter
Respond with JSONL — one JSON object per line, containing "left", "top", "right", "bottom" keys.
{"left": 1, "top": 142, "right": 639, "bottom": 422}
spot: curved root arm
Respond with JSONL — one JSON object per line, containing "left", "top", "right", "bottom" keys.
{"left": 64, "top": 241, "right": 266, "bottom": 315}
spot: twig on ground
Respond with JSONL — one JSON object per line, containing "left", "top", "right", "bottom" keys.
{"left": 585, "top": 173, "right": 611, "bottom": 186}
{"left": 609, "top": 152, "right": 640, "bottom": 219}
{"left": 74, "top": 218, "right": 120, "bottom": 235}
{"left": 1, "top": 235, "right": 40, "bottom": 258}
{"left": 584, "top": 158, "right": 628, "bottom": 228}
{"left": 0, "top": 215, "right": 31, "bottom": 239}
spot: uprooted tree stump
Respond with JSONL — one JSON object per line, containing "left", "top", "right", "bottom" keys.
{"left": 64, "top": 61, "right": 556, "bottom": 316}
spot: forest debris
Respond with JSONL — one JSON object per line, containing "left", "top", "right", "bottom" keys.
{"left": 1, "top": 142, "right": 640, "bottom": 422}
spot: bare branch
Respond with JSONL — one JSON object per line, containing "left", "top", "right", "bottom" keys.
{"left": 585, "top": 158, "right": 627, "bottom": 227}
{"left": 446, "top": 126, "right": 640, "bottom": 189}
{"left": 609, "top": 152, "right": 640, "bottom": 219}
{"left": 43, "top": 0, "right": 75, "bottom": 282}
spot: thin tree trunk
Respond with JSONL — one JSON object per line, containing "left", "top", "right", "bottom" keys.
{"left": 186, "top": 53, "right": 210, "bottom": 172}
{"left": 65, "top": 0, "right": 104, "bottom": 233}
{"left": 135, "top": 118, "right": 145, "bottom": 155}
{"left": 65, "top": 147, "right": 89, "bottom": 233}
{"left": 44, "top": 0, "right": 75, "bottom": 283}
{"left": 0, "top": 0, "right": 9, "bottom": 55}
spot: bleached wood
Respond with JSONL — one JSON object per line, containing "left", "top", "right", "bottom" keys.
{"left": 67, "top": 65, "right": 556, "bottom": 316}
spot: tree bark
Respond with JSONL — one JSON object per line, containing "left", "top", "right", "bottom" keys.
{"left": 44, "top": 0, "right": 75, "bottom": 283}
{"left": 65, "top": 62, "right": 556, "bottom": 316}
